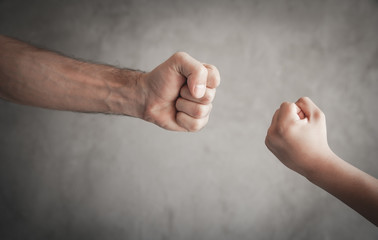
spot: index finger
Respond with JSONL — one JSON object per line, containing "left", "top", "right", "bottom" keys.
{"left": 203, "top": 63, "right": 220, "bottom": 89}
{"left": 277, "top": 102, "right": 299, "bottom": 123}
{"left": 295, "top": 97, "right": 322, "bottom": 122}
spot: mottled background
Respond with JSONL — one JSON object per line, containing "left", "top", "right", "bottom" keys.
{"left": 0, "top": 0, "right": 377, "bottom": 239}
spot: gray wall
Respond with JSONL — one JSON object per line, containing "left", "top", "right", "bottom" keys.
{"left": 1, "top": 0, "right": 377, "bottom": 239}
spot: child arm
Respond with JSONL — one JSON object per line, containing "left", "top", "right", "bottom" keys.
{"left": 265, "top": 97, "right": 378, "bottom": 226}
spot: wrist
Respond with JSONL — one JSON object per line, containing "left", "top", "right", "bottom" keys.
{"left": 102, "top": 68, "right": 147, "bottom": 119}
{"left": 304, "top": 150, "right": 342, "bottom": 183}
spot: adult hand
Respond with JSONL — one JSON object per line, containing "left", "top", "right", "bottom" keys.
{"left": 0, "top": 36, "right": 220, "bottom": 132}
{"left": 141, "top": 52, "right": 220, "bottom": 132}
{"left": 265, "top": 97, "right": 333, "bottom": 177}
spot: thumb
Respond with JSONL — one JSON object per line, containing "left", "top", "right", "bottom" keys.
{"left": 295, "top": 97, "right": 319, "bottom": 121}
{"left": 278, "top": 102, "right": 299, "bottom": 122}
{"left": 174, "top": 52, "right": 208, "bottom": 98}
{"left": 186, "top": 64, "right": 207, "bottom": 98}
{"left": 295, "top": 104, "right": 305, "bottom": 120}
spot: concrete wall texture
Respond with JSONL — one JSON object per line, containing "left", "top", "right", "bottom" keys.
{"left": 0, "top": 0, "right": 377, "bottom": 239}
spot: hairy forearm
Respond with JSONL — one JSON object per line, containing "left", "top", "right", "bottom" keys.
{"left": 307, "top": 153, "right": 378, "bottom": 226}
{"left": 0, "top": 35, "right": 146, "bottom": 117}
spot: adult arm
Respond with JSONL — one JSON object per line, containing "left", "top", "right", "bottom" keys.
{"left": 0, "top": 35, "right": 220, "bottom": 131}
{"left": 265, "top": 97, "right": 378, "bottom": 226}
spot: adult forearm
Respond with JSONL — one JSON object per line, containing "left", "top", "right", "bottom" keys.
{"left": 0, "top": 35, "right": 145, "bottom": 117}
{"left": 307, "top": 153, "right": 378, "bottom": 226}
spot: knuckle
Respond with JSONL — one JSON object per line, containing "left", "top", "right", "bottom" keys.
{"left": 202, "top": 90, "right": 215, "bottom": 104}
{"left": 204, "top": 64, "right": 221, "bottom": 88}
{"left": 198, "top": 64, "right": 208, "bottom": 76}
{"left": 266, "top": 125, "right": 276, "bottom": 136}
{"left": 314, "top": 109, "right": 325, "bottom": 120}
{"left": 188, "top": 118, "right": 207, "bottom": 132}
{"left": 280, "top": 101, "right": 290, "bottom": 109}
{"left": 265, "top": 130, "right": 279, "bottom": 150}
{"left": 276, "top": 124, "right": 294, "bottom": 138}
{"left": 216, "top": 76, "right": 221, "bottom": 87}
{"left": 264, "top": 136, "right": 269, "bottom": 147}
{"left": 172, "top": 51, "right": 189, "bottom": 62}
{"left": 211, "top": 66, "right": 221, "bottom": 86}
{"left": 319, "top": 110, "right": 325, "bottom": 119}
{"left": 193, "top": 104, "right": 209, "bottom": 118}
{"left": 299, "top": 96, "right": 310, "bottom": 103}
{"left": 173, "top": 51, "right": 187, "bottom": 58}
{"left": 277, "top": 125, "right": 285, "bottom": 136}
{"left": 212, "top": 65, "right": 220, "bottom": 75}
{"left": 208, "top": 103, "right": 213, "bottom": 113}
{"left": 190, "top": 64, "right": 207, "bottom": 80}
{"left": 190, "top": 124, "right": 202, "bottom": 132}
{"left": 206, "top": 64, "right": 219, "bottom": 74}
{"left": 265, "top": 135, "right": 273, "bottom": 148}
{"left": 321, "top": 112, "right": 326, "bottom": 120}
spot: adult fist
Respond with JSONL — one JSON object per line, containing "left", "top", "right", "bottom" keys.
{"left": 141, "top": 52, "right": 220, "bottom": 132}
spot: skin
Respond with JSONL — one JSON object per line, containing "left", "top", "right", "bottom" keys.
{"left": 0, "top": 35, "right": 220, "bottom": 132}
{"left": 265, "top": 97, "right": 378, "bottom": 227}
{"left": 3, "top": 35, "right": 376, "bottom": 226}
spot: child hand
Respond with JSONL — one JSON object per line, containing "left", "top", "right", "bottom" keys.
{"left": 265, "top": 97, "right": 333, "bottom": 177}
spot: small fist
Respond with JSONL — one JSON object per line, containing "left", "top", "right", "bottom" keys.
{"left": 265, "top": 97, "right": 332, "bottom": 177}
